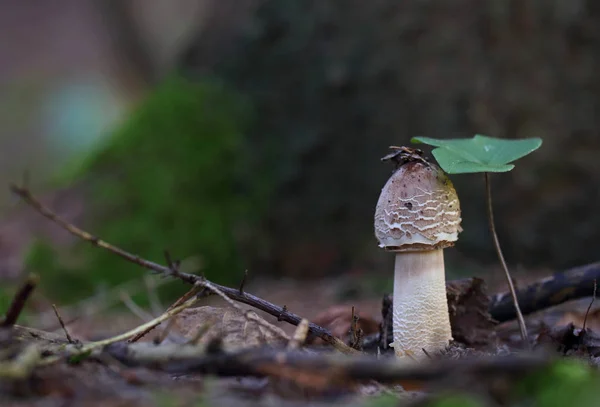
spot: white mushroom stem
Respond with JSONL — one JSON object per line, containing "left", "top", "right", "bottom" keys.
{"left": 391, "top": 249, "right": 452, "bottom": 358}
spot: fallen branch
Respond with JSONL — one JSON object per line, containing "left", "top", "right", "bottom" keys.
{"left": 10, "top": 183, "right": 357, "bottom": 354}
{"left": 380, "top": 270, "right": 600, "bottom": 350}
{"left": 3, "top": 325, "right": 69, "bottom": 357}
{"left": 105, "top": 341, "right": 550, "bottom": 387}
{"left": 489, "top": 262, "right": 600, "bottom": 322}
{"left": 383, "top": 263, "right": 600, "bottom": 334}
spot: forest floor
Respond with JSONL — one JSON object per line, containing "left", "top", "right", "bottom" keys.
{"left": 2, "top": 269, "right": 600, "bottom": 407}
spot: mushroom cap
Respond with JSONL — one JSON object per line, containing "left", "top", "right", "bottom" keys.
{"left": 374, "top": 160, "right": 462, "bottom": 252}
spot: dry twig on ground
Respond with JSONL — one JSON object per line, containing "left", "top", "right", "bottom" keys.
{"left": 9, "top": 183, "right": 357, "bottom": 355}
{"left": 129, "top": 281, "right": 203, "bottom": 343}
{"left": 40, "top": 295, "right": 201, "bottom": 366}
{"left": 51, "top": 304, "right": 76, "bottom": 344}
{"left": 197, "top": 278, "right": 291, "bottom": 342}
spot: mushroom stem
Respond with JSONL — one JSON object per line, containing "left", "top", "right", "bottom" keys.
{"left": 391, "top": 249, "right": 452, "bottom": 358}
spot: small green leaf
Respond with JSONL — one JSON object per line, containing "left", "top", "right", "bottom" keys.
{"left": 68, "top": 349, "right": 92, "bottom": 364}
{"left": 411, "top": 135, "right": 542, "bottom": 174}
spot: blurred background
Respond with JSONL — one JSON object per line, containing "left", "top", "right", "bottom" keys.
{"left": 1, "top": 0, "right": 599, "bottom": 332}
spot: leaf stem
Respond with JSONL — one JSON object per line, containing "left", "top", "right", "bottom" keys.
{"left": 484, "top": 172, "right": 529, "bottom": 346}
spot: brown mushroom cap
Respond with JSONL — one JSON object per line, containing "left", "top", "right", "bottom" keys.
{"left": 374, "top": 160, "right": 462, "bottom": 252}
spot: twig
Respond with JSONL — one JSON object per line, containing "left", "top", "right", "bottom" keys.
{"left": 197, "top": 278, "right": 291, "bottom": 341}
{"left": 278, "top": 305, "right": 287, "bottom": 322}
{"left": 129, "top": 282, "right": 203, "bottom": 343}
{"left": 350, "top": 307, "right": 363, "bottom": 350}
{"left": 164, "top": 250, "right": 180, "bottom": 274}
{"left": 170, "top": 282, "right": 203, "bottom": 309}
{"left": 10, "top": 183, "right": 356, "bottom": 354}
{"left": 8, "top": 183, "right": 197, "bottom": 286}
{"left": 41, "top": 295, "right": 201, "bottom": 366}
{"left": 90, "top": 296, "right": 199, "bottom": 347}
{"left": 51, "top": 304, "right": 75, "bottom": 344}
{"left": 583, "top": 279, "right": 597, "bottom": 331}
{"left": 239, "top": 270, "right": 248, "bottom": 294}
{"left": 1, "top": 274, "right": 39, "bottom": 327}
{"left": 484, "top": 173, "right": 529, "bottom": 345}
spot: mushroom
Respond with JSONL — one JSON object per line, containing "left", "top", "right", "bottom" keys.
{"left": 374, "top": 147, "right": 462, "bottom": 358}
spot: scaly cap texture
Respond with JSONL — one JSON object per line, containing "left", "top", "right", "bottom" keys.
{"left": 374, "top": 160, "right": 462, "bottom": 251}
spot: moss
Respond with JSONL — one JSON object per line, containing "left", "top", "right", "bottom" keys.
{"left": 26, "top": 75, "right": 268, "bottom": 303}
{"left": 515, "top": 359, "right": 600, "bottom": 407}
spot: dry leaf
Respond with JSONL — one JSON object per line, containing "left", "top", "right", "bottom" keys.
{"left": 173, "top": 306, "right": 288, "bottom": 351}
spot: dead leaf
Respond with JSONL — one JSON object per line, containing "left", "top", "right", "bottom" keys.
{"left": 173, "top": 306, "right": 288, "bottom": 351}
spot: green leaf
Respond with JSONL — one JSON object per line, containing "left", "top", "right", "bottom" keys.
{"left": 68, "top": 349, "right": 92, "bottom": 364}
{"left": 411, "top": 135, "right": 542, "bottom": 174}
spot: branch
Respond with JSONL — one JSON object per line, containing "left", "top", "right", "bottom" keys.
{"left": 197, "top": 278, "right": 291, "bottom": 342}
{"left": 8, "top": 184, "right": 197, "bottom": 285}
{"left": 489, "top": 262, "right": 600, "bottom": 322}
{"left": 105, "top": 342, "right": 550, "bottom": 387}
{"left": 9, "top": 184, "right": 357, "bottom": 354}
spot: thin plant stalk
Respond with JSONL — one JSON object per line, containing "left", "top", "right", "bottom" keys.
{"left": 484, "top": 172, "right": 529, "bottom": 345}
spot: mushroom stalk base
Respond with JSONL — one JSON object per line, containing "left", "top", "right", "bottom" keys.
{"left": 391, "top": 249, "right": 452, "bottom": 358}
